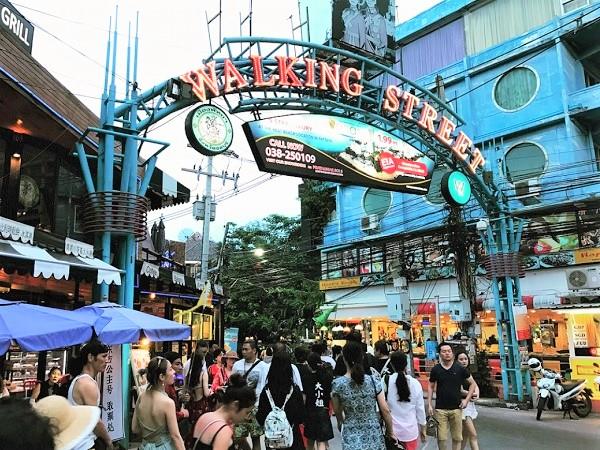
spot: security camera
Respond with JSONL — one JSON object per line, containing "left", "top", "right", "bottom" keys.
{"left": 476, "top": 219, "right": 489, "bottom": 232}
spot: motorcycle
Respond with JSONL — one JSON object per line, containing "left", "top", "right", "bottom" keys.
{"left": 528, "top": 357, "right": 593, "bottom": 420}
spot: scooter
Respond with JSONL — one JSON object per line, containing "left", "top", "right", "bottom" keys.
{"left": 535, "top": 372, "right": 593, "bottom": 420}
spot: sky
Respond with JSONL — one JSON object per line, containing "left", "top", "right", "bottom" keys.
{"left": 12, "top": 0, "right": 442, "bottom": 241}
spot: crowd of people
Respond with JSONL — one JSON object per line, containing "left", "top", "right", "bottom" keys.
{"left": 0, "top": 333, "right": 481, "bottom": 450}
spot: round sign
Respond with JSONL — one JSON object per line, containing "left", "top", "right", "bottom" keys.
{"left": 441, "top": 171, "right": 471, "bottom": 206}
{"left": 185, "top": 105, "right": 233, "bottom": 156}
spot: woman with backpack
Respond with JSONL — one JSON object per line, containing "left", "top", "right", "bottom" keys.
{"left": 331, "top": 340, "right": 395, "bottom": 450}
{"left": 386, "top": 351, "right": 427, "bottom": 450}
{"left": 304, "top": 352, "right": 334, "bottom": 450}
{"left": 256, "top": 351, "right": 305, "bottom": 450}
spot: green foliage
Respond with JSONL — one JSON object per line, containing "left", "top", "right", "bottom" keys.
{"left": 222, "top": 214, "right": 324, "bottom": 342}
{"left": 298, "top": 180, "right": 336, "bottom": 250}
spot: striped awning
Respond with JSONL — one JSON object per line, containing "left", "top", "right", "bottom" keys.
{"left": 0, "top": 239, "right": 121, "bottom": 285}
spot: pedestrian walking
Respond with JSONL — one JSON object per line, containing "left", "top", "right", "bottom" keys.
{"left": 386, "top": 351, "right": 426, "bottom": 450}
{"left": 132, "top": 356, "right": 185, "bottom": 450}
{"left": 31, "top": 367, "right": 62, "bottom": 402}
{"left": 67, "top": 339, "right": 113, "bottom": 450}
{"left": 212, "top": 351, "right": 238, "bottom": 394}
{"left": 256, "top": 351, "right": 305, "bottom": 450}
{"left": 192, "top": 373, "right": 256, "bottom": 450}
{"left": 232, "top": 339, "right": 268, "bottom": 450}
{"left": 186, "top": 346, "right": 213, "bottom": 435}
{"left": 455, "top": 351, "right": 480, "bottom": 450}
{"left": 427, "top": 343, "right": 477, "bottom": 450}
{"left": 331, "top": 340, "right": 395, "bottom": 450}
{"left": 304, "top": 352, "right": 334, "bottom": 450}
{"left": 162, "top": 352, "right": 190, "bottom": 434}
{"left": 208, "top": 348, "right": 225, "bottom": 385}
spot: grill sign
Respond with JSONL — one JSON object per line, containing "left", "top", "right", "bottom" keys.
{"left": 0, "top": 1, "right": 34, "bottom": 53}
{"left": 243, "top": 114, "right": 434, "bottom": 194}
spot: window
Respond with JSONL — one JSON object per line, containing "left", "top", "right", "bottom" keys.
{"left": 504, "top": 142, "right": 546, "bottom": 183}
{"left": 426, "top": 166, "right": 450, "bottom": 204}
{"left": 363, "top": 188, "right": 392, "bottom": 218}
{"left": 562, "top": 0, "right": 589, "bottom": 14}
{"left": 494, "top": 67, "right": 539, "bottom": 111}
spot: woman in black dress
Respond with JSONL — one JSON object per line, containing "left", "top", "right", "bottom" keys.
{"left": 256, "top": 351, "right": 305, "bottom": 450}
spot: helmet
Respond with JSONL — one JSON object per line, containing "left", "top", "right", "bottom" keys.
{"left": 527, "top": 357, "right": 542, "bottom": 372}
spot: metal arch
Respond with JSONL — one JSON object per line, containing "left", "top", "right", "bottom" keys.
{"left": 112, "top": 36, "right": 501, "bottom": 213}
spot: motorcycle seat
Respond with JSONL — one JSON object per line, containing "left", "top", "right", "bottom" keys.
{"left": 560, "top": 380, "right": 585, "bottom": 391}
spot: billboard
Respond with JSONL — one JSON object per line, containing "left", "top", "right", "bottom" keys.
{"left": 331, "top": 0, "right": 395, "bottom": 63}
{"left": 243, "top": 114, "right": 434, "bottom": 194}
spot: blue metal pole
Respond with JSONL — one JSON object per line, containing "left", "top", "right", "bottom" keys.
{"left": 75, "top": 142, "right": 95, "bottom": 194}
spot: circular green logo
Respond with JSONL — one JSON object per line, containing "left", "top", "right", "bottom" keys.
{"left": 185, "top": 105, "right": 233, "bottom": 156}
{"left": 441, "top": 171, "right": 471, "bottom": 206}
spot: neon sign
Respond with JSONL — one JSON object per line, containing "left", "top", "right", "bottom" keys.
{"left": 181, "top": 56, "right": 485, "bottom": 175}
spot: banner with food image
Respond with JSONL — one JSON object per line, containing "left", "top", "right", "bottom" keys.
{"left": 243, "top": 114, "right": 435, "bottom": 194}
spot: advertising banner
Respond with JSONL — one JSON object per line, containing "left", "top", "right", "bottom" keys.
{"left": 331, "top": 0, "right": 395, "bottom": 64}
{"left": 99, "top": 346, "right": 124, "bottom": 441}
{"left": 244, "top": 114, "right": 434, "bottom": 194}
{"left": 224, "top": 327, "right": 239, "bottom": 352}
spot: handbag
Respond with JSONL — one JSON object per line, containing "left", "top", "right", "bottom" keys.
{"left": 426, "top": 415, "right": 439, "bottom": 438}
{"left": 368, "top": 375, "right": 406, "bottom": 450}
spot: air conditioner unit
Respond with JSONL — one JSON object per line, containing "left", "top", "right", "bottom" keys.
{"left": 361, "top": 214, "right": 379, "bottom": 232}
{"left": 566, "top": 267, "right": 600, "bottom": 290}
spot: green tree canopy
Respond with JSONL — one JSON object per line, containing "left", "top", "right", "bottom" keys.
{"left": 221, "top": 214, "right": 324, "bottom": 342}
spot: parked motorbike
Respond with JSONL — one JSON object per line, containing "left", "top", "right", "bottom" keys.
{"left": 527, "top": 358, "right": 593, "bottom": 421}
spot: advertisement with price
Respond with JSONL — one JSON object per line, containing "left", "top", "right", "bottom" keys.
{"left": 243, "top": 114, "right": 434, "bottom": 194}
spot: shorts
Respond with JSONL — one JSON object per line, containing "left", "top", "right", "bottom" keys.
{"left": 303, "top": 407, "right": 334, "bottom": 442}
{"left": 401, "top": 438, "right": 419, "bottom": 450}
{"left": 462, "top": 401, "right": 478, "bottom": 420}
{"left": 434, "top": 408, "right": 462, "bottom": 441}
{"left": 234, "top": 407, "right": 263, "bottom": 439}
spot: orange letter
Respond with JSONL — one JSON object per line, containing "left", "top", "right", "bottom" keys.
{"left": 435, "top": 116, "right": 457, "bottom": 147}
{"left": 222, "top": 59, "right": 248, "bottom": 93}
{"left": 340, "top": 67, "right": 363, "bottom": 96}
{"left": 250, "top": 55, "right": 276, "bottom": 87}
{"left": 304, "top": 58, "right": 317, "bottom": 88}
{"left": 417, "top": 102, "right": 438, "bottom": 134}
{"left": 467, "top": 148, "right": 486, "bottom": 174}
{"left": 383, "top": 86, "right": 401, "bottom": 113}
{"left": 275, "top": 56, "right": 303, "bottom": 87}
{"left": 451, "top": 131, "right": 472, "bottom": 162}
{"left": 180, "top": 61, "right": 220, "bottom": 102}
{"left": 318, "top": 61, "right": 340, "bottom": 92}
{"left": 402, "top": 91, "right": 420, "bottom": 120}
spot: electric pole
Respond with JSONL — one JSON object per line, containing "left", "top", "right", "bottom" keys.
{"left": 182, "top": 156, "right": 238, "bottom": 283}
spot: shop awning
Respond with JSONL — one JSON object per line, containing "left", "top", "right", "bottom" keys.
{"left": 0, "top": 239, "right": 121, "bottom": 285}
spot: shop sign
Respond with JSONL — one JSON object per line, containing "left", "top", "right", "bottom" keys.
{"left": 569, "top": 357, "right": 600, "bottom": 398}
{"left": 224, "top": 327, "right": 239, "bottom": 352}
{"left": 99, "top": 346, "right": 124, "bottom": 441}
{"left": 513, "top": 304, "right": 531, "bottom": 340}
{"left": 185, "top": 105, "right": 233, "bottom": 156}
{"left": 64, "top": 238, "right": 94, "bottom": 259}
{"left": 140, "top": 262, "right": 160, "bottom": 279}
{"left": 575, "top": 247, "right": 600, "bottom": 264}
{"left": 0, "top": 215, "right": 33, "bottom": 243}
{"left": 0, "top": 0, "right": 34, "bottom": 54}
{"left": 441, "top": 171, "right": 471, "bottom": 206}
{"left": 181, "top": 55, "right": 486, "bottom": 175}
{"left": 131, "top": 348, "right": 151, "bottom": 390}
{"left": 319, "top": 276, "right": 361, "bottom": 291}
{"left": 572, "top": 323, "right": 589, "bottom": 348}
{"left": 172, "top": 271, "right": 185, "bottom": 286}
{"left": 243, "top": 114, "right": 435, "bottom": 194}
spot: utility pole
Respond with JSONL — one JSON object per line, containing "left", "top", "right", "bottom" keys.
{"left": 183, "top": 157, "right": 238, "bottom": 283}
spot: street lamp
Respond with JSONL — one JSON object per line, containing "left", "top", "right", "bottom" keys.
{"left": 253, "top": 248, "right": 265, "bottom": 257}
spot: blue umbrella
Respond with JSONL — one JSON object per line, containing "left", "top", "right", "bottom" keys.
{"left": 0, "top": 299, "right": 93, "bottom": 355}
{"left": 71, "top": 301, "right": 190, "bottom": 345}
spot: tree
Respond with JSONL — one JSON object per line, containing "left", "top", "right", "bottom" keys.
{"left": 221, "top": 214, "right": 324, "bottom": 342}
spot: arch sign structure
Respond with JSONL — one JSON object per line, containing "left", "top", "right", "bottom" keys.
{"left": 77, "top": 36, "right": 529, "bottom": 419}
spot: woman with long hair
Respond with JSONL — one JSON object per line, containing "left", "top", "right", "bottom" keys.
{"left": 132, "top": 356, "right": 185, "bottom": 450}
{"left": 193, "top": 373, "right": 256, "bottom": 450}
{"left": 187, "top": 348, "right": 213, "bottom": 427}
{"left": 456, "top": 350, "right": 480, "bottom": 450}
{"left": 331, "top": 340, "right": 394, "bottom": 450}
{"left": 256, "top": 351, "right": 305, "bottom": 450}
{"left": 304, "top": 352, "right": 334, "bottom": 450}
{"left": 386, "top": 351, "right": 426, "bottom": 450}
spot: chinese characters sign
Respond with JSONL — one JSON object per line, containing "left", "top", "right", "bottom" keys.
{"left": 101, "top": 346, "right": 124, "bottom": 441}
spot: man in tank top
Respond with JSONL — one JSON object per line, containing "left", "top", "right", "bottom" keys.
{"left": 68, "top": 340, "right": 113, "bottom": 450}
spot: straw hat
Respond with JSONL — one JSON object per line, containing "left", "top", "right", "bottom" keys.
{"left": 222, "top": 350, "right": 239, "bottom": 360}
{"left": 34, "top": 395, "right": 100, "bottom": 450}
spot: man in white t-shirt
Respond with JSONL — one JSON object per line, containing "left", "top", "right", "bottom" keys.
{"left": 231, "top": 339, "right": 268, "bottom": 450}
